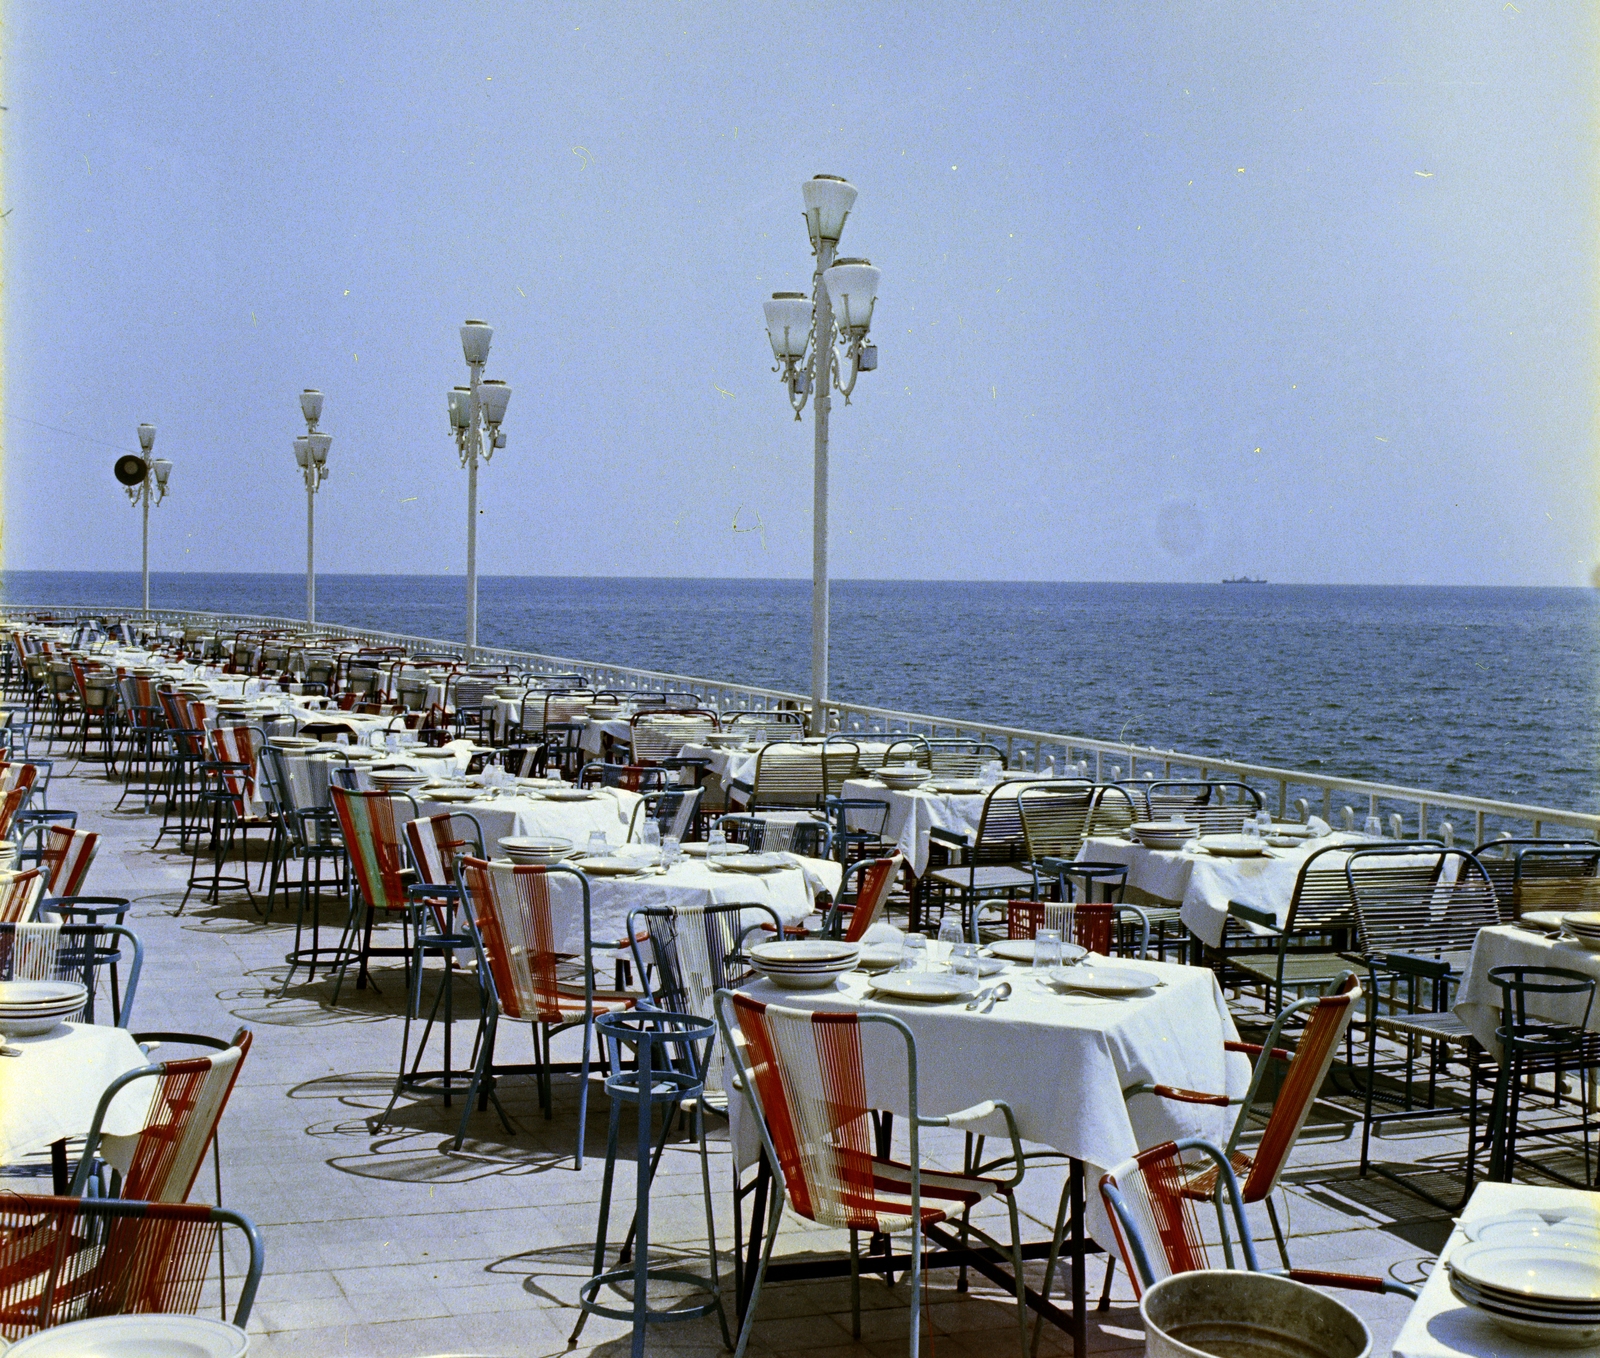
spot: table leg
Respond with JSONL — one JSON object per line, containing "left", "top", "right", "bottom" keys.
{"left": 739, "top": 1154, "right": 770, "bottom": 1320}
{"left": 1071, "top": 1157, "right": 1086, "bottom": 1358}
{"left": 51, "top": 1139, "right": 68, "bottom": 1195}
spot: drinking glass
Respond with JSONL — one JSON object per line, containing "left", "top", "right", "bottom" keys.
{"left": 950, "top": 942, "right": 982, "bottom": 994}
{"left": 899, "top": 933, "right": 928, "bottom": 973}
{"left": 1362, "top": 815, "right": 1382, "bottom": 839}
{"left": 661, "top": 835, "right": 682, "bottom": 869}
{"left": 706, "top": 824, "right": 728, "bottom": 866}
{"left": 587, "top": 830, "right": 609, "bottom": 858}
{"left": 1033, "top": 928, "right": 1063, "bottom": 988}
{"left": 640, "top": 821, "right": 661, "bottom": 850}
{"left": 937, "top": 914, "right": 965, "bottom": 962}
{"left": 1255, "top": 809, "right": 1273, "bottom": 836}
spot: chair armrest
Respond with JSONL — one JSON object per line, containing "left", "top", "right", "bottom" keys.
{"left": 1225, "top": 1040, "right": 1291, "bottom": 1063}
{"left": 1122, "top": 1081, "right": 1237, "bottom": 1107}
{"left": 1281, "top": 1269, "right": 1418, "bottom": 1300}
{"left": 1377, "top": 951, "right": 1453, "bottom": 981}
{"left": 1226, "top": 900, "right": 1278, "bottom": 932}
{"left": 918, "top": 1099, "right": 1025, "bottom": 1187}
{"left": 728, "top": 778, "right": 753, "bottom": 796}
{"left": 928, "top": 827, "right": 971, "bottom": 848}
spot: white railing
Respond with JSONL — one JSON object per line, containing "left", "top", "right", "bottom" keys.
{"left": 9, "top": 601, "right": 1596, "bottom": 846}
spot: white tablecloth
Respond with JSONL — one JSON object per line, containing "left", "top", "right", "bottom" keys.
{"left": 725, "top": 956, "right": 1246, "bottom": 1205}
{"left": 1391, "top": 1181, "right": 1600, "bottom": 1358}
{"left": 513, "top": 855, "right": 840, "bottom": 950}
{"left": 0, "top": 1022, "right": 151, "bottom": 1165}
{"left": 1076, "top": 832, "right": 1379, "bottom": 949}
{"left": 412, "top": 788, "right": 643, "bottom": 852}
{"left": 839, "top": 778, "right": 988, "bottom": 877}
{"left": 1454, "top": 924, "right": 1600, "bottom": 1055}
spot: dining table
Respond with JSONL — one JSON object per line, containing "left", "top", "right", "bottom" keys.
{"left": 725, "top": 951, "right": 1247, "bottom": 1357}
{"left": 1390, "top": 1180, "right": 1599, "bottom": 1358}
{"left": 0, "top": 1021, "right": 151, "bottom": 1191}
{"left": 836, "top": 776, "right": 989, "bottom": 877}
{"left": 1074, "top": 829, "right": 1383, "bottom": 949}
{"left": 1454, "top": 922, "right": 1600, "bottom": 1055}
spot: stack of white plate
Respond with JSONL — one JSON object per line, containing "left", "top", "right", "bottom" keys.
{"left": 268, "top": 735, "right": 319, "bottom": 751}
{"left": 493, "top": 685, "right": 524, "bottom": 699}
{"left": 877, "top": 763, "right": 931, "bottom": 790}
{"left": 369, "top": 767, "right": 428, "bottom": 792}
{"left": 705, "top": 732, "right": 745, "bottom": 748}
{"left": 749, "top": 940, "right": 860, "bottom": 990}
{"left": 586, "top": 705, "right": 622, "bottom": 720}
{"left": 1131, "top": 820, "right": 1199, "bottom": 850}
{"left": 498, "top": 836, "right": 575, "bottom": 865}
{"left": 1449, "top": 1217, "right": 1600, "bottom": 1345}
{"left": 1561, "top": 912, "right": 1600, "bottom": 952}
{"left": 0, "top": 979, "right": 87, "bottom": 1038}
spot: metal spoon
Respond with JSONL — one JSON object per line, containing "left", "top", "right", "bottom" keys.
{"left": 980, "top": 982, "right": 1012, "bottom": 1014}
{"left": 965, "top": 986, "right": 996, "bottom": 1011}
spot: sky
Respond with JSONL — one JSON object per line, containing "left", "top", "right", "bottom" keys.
{"left": 2, "top": 2, "right": 1596, "bottom": 586}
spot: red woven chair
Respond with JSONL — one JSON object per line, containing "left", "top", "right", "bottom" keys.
{"left": 329, "top": 787, "right": 419, "bottom": 1000}
{"left": 1120, "top": 974, "right": 1362, "bottom": 1267}
{"left": 824, "top": 853, "right": 905, "bottom": 942}
{"left": 454, "top": 856, "right": 633, "bottom": 1165}
{"left": 0, "top": 1194, "right": 264, "bottom": 1339}
{"left": 0, "top": 870, "right": 45, "bottom": 925}
{"left": 68, "top": 1029, "right": 253, "bottom": 1204}
{"left": 1098, "top": 1136, "right": 1413, "bottom": 1301}
{"left": 1004, "top": 900, "right": 1114, "bottom": 954}
{"left": 38, "top": 826, "right": 99, "bottom": 898}
{"left": 716, "top": 990, "right": 1030, "bottom": 1358}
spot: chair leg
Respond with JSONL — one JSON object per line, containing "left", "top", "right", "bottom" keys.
{"left": 1097, "top": 1254, "right": 1116, "bottom": 1311}
{"left": 576, "top": 1018, "right": 594, "bottom": 1170}
{"left": 849, "top": 1229, "right": 862, "bottom": 1338}
{"left": 1006, "top": 1191, "right": 1029, "bottom": 1358}
{"left": 1264, "top": 1193, "right": 1292, "bottom": 1270}
{"left": 730, "top": 1188, "right": 782, "bottom": 1358}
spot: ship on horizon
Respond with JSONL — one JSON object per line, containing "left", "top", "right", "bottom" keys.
{"left": 1222, "top": 575, "right": 1267, "bottom": 584}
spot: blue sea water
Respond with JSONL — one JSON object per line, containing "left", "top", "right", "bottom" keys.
{"left": 4, "top": 571, "right": 1597, "bottom": 815}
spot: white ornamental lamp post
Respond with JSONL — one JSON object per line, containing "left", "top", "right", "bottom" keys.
{"left": 448, "top": 321, "right": 511, "bottom": 660}
{"left": 125, "top": 423, "right": 173, "bottom": 616}
{"left": 764, "top": 175, "right": 880, "bottom": 734}
{"left": 294, "top": 390, "right": 331, "bottom": 625}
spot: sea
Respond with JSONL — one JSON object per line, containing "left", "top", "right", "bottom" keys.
{"left": 4, "top": 571, "right": 1596, "bottom": 816}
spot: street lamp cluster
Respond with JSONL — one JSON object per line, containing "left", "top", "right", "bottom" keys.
{"left": 128, "top": 179, "right": 866, "bottom": 679}
{"left": 763, "top": 175, "right": 881, "bottom": 733}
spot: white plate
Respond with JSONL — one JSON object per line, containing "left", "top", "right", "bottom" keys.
{"left": 709, "top": 853, "right": 790, "bottom": 873}
{"left": 856, "top": 949, "right": 903, "bottom": 972}
{"left": 542, "top": 790, "right": 599, "bottom": 802}
{"left": 0, "top": 981, "right": 86, "bottom": 1007}
{"left": 751, "top": 941, "right": 859, "bottom": 966}
{"left": 424, "top": 788, "right": 481, "bottom": 803}
{"left": 925, "top": 780, "right": 983, "bottom": 795}
{"left": 1464, "top": 1209, "right": 1600, "bottom": 1247}
{"left": 983, "top": 938, "right": 1088, "bottom": 965}
{"left": 868, "top": 973, "right": 972, "bottom": 1003}
{"left": 1049, "top": 964, "right": 1160, "bottom": 996}
{"left": 1265, "top": 835, "right": 1308, "bottom": 849}
{"left": 681, "top": 842, "right": 750, "bottom": 857}
{"left": 1559, "top": 934, "right": 1600, "bottom": 952}
{"left": 1198, "top": 835, "right": 1268, "bottom": 857}
{"left": 757, "top": 970, "right": 845, "bottom": 991}
{"left": 1452, "top": 1237, "right": 1600, "bottom": 1302}
{"left": 1522, "top": 910, "right": 1571, "bottom": 932}
{"left": 5, "top": 1314, "right": 250, "bottom": 1358}
{"left": 575, "top": 857, "right": 650, "bottom": 876}
{"left": 500, "top": 837, "right": 574, "bottom": 853}
{"left": 1562, "top": 912, "right": 1600, "bottom": 932}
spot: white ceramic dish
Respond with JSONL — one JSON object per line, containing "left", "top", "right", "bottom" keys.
{"left": 1451, "top": 1236, "right": 1600, "bottom": 1302}
{"left": 541, "top": 790, "right": 599, "bottom": 802}
{"left": 1198, "top": 835, "right": 1269, "bottom": 858}
{"left": 681, "top": 842, "right": 750, "bottom": 857}
{"left": 868, "top": 973, "right": 973, "bottom": 1003}
{"left": 1448, "top": 1274, "right": 1600, "bottom": 1346}
{"left": 708, "top": 853, "right": 790, "bottom": 873}
{"left": 575, "top": 857, "right": 650, "bottom": 876}
{"left": 4, "top": 1314, "right": 251, "bottom": 1357}
{"left": 1521, "top": 910, "right": 1570, "bottom": 933}
{"left": 424, "top": 788, "right": 481, "bottom": 803}
{"left": 1463, "top": 1208, "right": 1600, "bottom": 1246}
{"left": 751, "top": 941, "right": 860, "bottom": 967}
{"left": 925, "top": 780, "right": 983, "bottom": 795}
{"left": 983, "top": 938, "right": 1088, "bottom": 965}
{"left": 757, "top": 969, "right": 848, "bottom": 991}
{"left": 0, "top": 980, "right": 87, "bottom": 1008}
{"left": 1049, "top": 964, "right": 1160, "bottom": 996}
{"left": 855, "top": 948, "right": 903, "bottom": 973}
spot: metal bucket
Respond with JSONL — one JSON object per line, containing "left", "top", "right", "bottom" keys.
{"left": 1141, "top": 1271, "right": 1371, "bottom": 1358}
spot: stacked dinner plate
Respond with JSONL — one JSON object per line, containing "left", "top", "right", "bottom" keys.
{"left": 1560, "top": 912, "right": 1600, "bottom": 952}
{"left": 877, "top": 763, "right": 931, "bottom": 790}
{"left": 1448, "top": 1217, "right": 1600, "bottom": 1345}
{"left": 369, "top": 767, "right": 429, "bottom": 792}
{"left": 1130, "top": 820, "right": 1199, "bottom": 850}
{"left": 749, "top": 940, "right": 860, "bottom": 990}
{"left": 498, "top": 836, "right": 576, "bottom": 865}
{"left": 0, "top": 980, "right": 87, "bottom": 1038}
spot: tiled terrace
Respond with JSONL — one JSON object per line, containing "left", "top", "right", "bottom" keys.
{"left": 46, "top": 753, "right": 1466, "bottom": 1357}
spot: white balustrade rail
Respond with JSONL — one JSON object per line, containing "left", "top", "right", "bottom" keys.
{"left": 8, "top": 602, "right": 1596, "bottom": 847}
